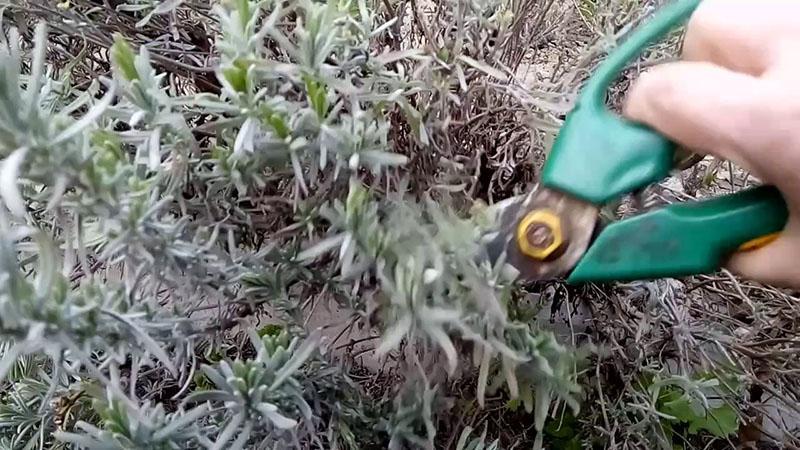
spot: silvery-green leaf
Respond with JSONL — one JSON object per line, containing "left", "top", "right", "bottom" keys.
{"left": 419, "top": 120, "right": 429, "bottom": 145}
{"left": 319, "top": 135, "right": 328, "bottom": 170}
{"left": 100, "top": 309, "right": 178, "bottom": 376}
{"left": 61, "top": 82, "right": 96, "bottom": 115}
{"left": 0, "top": 342, "right": 22, "bottom": 383}
{"left": 289, "top": 136, "right": 308, "bottom": 152}
{"left": 45, "top": 174, "right": 68, "bottom": 211}
{"left": 228, "top": 420, "right": 253, "bottom": 450}
{"left": 257, "top": 403, "right": 298, "bottom": 429}
{"left": 370, "top": 16, "right": 398, "bottom": 37}
{"left": 432, "top": 183, "right": 467, "bottom": 193}
{"left": 136, "top": 10, "right": 157, "bottom": 28}
{"left": 534, "top": 385, "right": 551, "bottom": 431}
{"left": 457, "top": 55, "right": 508, "bottom": 81}
{"left": 338, "top": 232, "right": 353, "bottom": 262}
{"left": 51, "top": 431, "right": 104, "bottom": 449}
{"left": 0, "top": 146, "right": 28, "bottom": 217}
{"left": 455, "top": 64, "right": 467, "bottom": 93}
{"left": 234, "top": 116, "right": 257, "bottom": 155}
{"left": 148, "top": 127, "right": 161, "bottom": 170}
{"left": 53, "top": 84, "right": 115, "bottom": 144}
{"left": 426, "top": 325, "right": 457, "bottom": 376}
{"left": 377, "top": 313, "right": 411, "bottom": 355}
{"left": 32, "top": 232, "right": 57, "bottom": 299}
{"left": 130, "top": 110, "right": 146, "bottom": 128}
{"left": 116, "top": 4, "right": 151, "bottom": 12}
{"left": 339, "top": 233, "right": 357, "bottom": 276}
{"left": 520, "top": 382, "right": 533, "bottom": 413}
{"left": 376, "top": 48, "right": 426, "bottom": 64}
{"left": 488, "top": 337, "right": 528, "bottom": 363}
{"left": 75, "top": 421, "right": 106, "bottom": 437}
{"left": 134, "top": 46, "right": 157, "bottom": 85}
{"left": 455, "top": 426, "right": 473, "bottom": 450}
{"left": 290, "top": 149, "right": 308, "bottom": 194}
{"left": 153, "top": 0, "right": 182, "bottom": 14}
{"left": 295, "top": 394, "right": 313, "bottom": 420}
{"left": 359, "top": 150, "right": 408, "bottom": 167}
{"left": 423, "top": 307, "right": 460, "bottom": 324}
{"left": 152, "top": 403, "right": 210, "bottom": 440}
{"left": 211, "top": 412, "right": 244, "bottom": 450}
{"left": 183, "top": 390, "right": 233, "bottom": 405}
{"left": 24, "top": 23, "right": 47, "bottom": 114}
{"left": 296, "top": 233, "right": 346, "bottom": 261}
{"left": 384, "top": 89, "right": 404, "bottom": 103}
{"left": 348, "top": 153, "right": 359, "bottom": 170}
{"left": 471, "top": 341, "right": 482, "bottom": 367}
{"left": 531, "top": 354, "right": 554, "bottom": 378}
{"left": 502, "top": 355, "right": 519, "bottom": 399}
{"left": 476, "top": 343, "right": 491, "bottom": 407}
{"left": 270, "top": 330, "right": 320, "bottom": 390}
{"left": 265, "top": 26, "right": 301, "bottom": 62}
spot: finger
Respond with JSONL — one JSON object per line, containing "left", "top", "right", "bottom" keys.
{"left": 623, "top": 61, "right": 765, "bottom": 173}
{"left": 725, "top": 218, "right": 800, "bottom": 288}
{"left": 683, "top": 0, "right": 800, "bottom": 76}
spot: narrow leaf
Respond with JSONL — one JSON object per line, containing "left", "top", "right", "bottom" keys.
{"left": 182, "top": 390, "right": 233, "bottom": 405}
{"left": 0, "top": 342, "right": 22, "bottom": 383}
{"left": 25, "top": 23, "right": 47, "bottom": 111}
{"left": 212, "top": 412, "right": 244, "bottom": 450}
{"left": 270, "top": 330, "right": 321, "bottom": 390}
{"left": 148, "top": 127, "right": 161, "bottom": 170}
{"left": 533, "top": 386, "right": 551, "bottom": 431}
{"left": 456, "top": 426, "right": 473, "bottom": 450}
{"left": 477, "top": 344, "right": 491, "bottom": 407}
{"left": 53, "top": 85, "right": 116, "bottom": 144}
{"left": 359, "top": 150, "right": 408, "bottom": 167}
{"left": 52, "top": 432, "right": 103, "bottom": 449}
{"left": 228, "top": 420, "right": 253, "bottom": 450}
{"left": 153, "top": 404, "right": 210, "bottom": 440}
{"left": 200, "top": 365, "right": 229, "bottom": 391}
{"left": 0, "top": 146, "right": 28, "bottom": 217}
{"left": 295, "top": 234, "right": 346, "bottom": 262}
{"left": 502, "top": 355, "right": 519, "bottom": 399}
{"left": 427, "top": 326, "right": 458, "bottom": 376}
{"left": 257, "top": 403, "right": 298, "bottom": 429}
{"left": 111, "top": 34, "right": 138, "bottom": 81}
{"left": 234, "top": 117, "right": 257, "bottom": 155}
{"left": 100, "top": 309, "right": 178, "bottom": 376}
{"left": 457, "top": 55, "right": 508, "bottom": 81}
{"left": 376, "top": 313, "right": 411, "bottom": 355}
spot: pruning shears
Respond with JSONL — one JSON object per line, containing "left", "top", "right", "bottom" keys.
{"left": 484, "top": 0, "right": 789, "bottom": 284}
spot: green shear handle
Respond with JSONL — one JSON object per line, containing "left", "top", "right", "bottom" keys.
{"left": 540, "top": 0, "right": 789, "bottom": 282}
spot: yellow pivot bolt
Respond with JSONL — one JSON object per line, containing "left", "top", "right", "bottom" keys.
{"left": 516, "top": 209, "right": 565, "bottom": 261}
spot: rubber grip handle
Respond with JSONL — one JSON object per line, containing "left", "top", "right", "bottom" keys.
{"left": 567, "top": 185, "right": 789, "bottom": 283}
{"left": 542, "top": 0, "right": 702, "bottom": 204}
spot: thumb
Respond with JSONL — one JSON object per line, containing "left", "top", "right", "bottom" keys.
{"left": 725, "top": 217, "right": 800, "bottom": 288}
{"left": 623, "top": 61, "right": 767, "bottom": 175}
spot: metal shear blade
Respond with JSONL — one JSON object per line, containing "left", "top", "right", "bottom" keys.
{"left": 482, "top": 186, "right": 600, "bottom": 282}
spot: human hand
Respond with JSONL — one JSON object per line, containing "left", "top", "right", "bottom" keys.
{"left": 623, "top": 0, "right": 800, "bottom": 288}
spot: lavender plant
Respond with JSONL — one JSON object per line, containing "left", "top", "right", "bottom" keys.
{"left": 0, "top": 0, "right": 572, "bottom": 447}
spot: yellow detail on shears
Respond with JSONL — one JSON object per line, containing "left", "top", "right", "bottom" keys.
{"left": 737, "top": 232, "right": 780, "bottom": 252}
